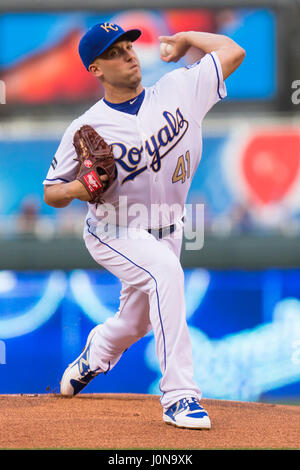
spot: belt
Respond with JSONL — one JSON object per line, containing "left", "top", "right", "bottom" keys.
{"left": 147, "top": 223, "right": 176, "bottom": 239}
{"left": 147, "top": 217, "right": 185, "bottom": 239}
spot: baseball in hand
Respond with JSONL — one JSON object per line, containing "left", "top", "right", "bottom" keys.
{"left": 160, "top": 42, "right": 173, "bottom": 57}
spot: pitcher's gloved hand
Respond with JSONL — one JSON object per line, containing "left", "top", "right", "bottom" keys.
{"left": 73, "top": 125, "right": 116, "bottom": 203}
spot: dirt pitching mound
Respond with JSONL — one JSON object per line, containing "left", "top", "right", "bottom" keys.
{"left": 0, "top": 393, "right": 299, "bottom": 449}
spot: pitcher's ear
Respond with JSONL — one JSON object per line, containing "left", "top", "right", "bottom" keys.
{"left": 88, "top": 60, "right": 104, "bottom": 79}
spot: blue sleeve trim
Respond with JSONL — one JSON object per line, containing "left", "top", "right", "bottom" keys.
{"left": 209, "top": 52, "right": 223, "bottom": 100}
{"left": 184, "top": 59, "right": 202, "bottom": 70}
{"left": 45, "top": 177, "right": 70, "bottom": 183}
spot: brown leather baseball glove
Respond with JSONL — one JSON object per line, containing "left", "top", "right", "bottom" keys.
{"left": 73, "top": 125, "right": 116, "bottom": 203}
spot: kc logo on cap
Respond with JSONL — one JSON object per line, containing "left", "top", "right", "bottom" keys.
{"left": 79, "top": 22, "right": 141, "bottom": 70}
{"left": 100, "top": 23, "right": 119, "bottom": 33}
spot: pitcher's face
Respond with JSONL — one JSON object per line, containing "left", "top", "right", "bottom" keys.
{"left": 89, "top": 40, "right": 142, "bottom": 89}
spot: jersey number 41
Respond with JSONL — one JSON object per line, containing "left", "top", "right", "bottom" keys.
{"left": 172, "top": 151, "right": 191, "bottom": 184}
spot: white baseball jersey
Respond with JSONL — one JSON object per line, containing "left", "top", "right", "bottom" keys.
{"left": 44, "top": 52, "right": 226, "bottom": 230}
{"left": 46, "top": 52, "right": 226, "bottom": 409}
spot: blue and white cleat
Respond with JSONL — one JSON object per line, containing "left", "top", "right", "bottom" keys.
{"left": 163, "top": 397, "right": 211, "bottom": 429}
{"left": 60, "top": 327, "right": 102, "bottom": 397}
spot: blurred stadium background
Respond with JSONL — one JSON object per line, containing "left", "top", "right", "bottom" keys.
{"left": 1, "top": 0, "right": 300, "bottom": 404}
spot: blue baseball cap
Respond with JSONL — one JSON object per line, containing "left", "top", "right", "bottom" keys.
{"left": 79, "top": 22, "right": 142, "bottom": 70}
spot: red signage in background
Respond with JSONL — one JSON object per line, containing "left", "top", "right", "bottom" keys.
{"left": 164, "top": 9, "right": 217, "bottom": 34}
{"left": 222, "top": 126, "right": 300, "bottom": 230}
{"left": 2, "top": 30, "right": 102, "bottom": 104}
{"left": 241, "top": 130, "right": 300, "bottom": 206}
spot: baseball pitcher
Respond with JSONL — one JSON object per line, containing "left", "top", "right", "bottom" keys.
{"left": 43, "top": 22, "right": 245, "bottom": 429}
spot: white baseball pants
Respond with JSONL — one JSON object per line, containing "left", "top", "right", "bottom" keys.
{"left": 83, "top": 219, "right": 202, "bottom": 409}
